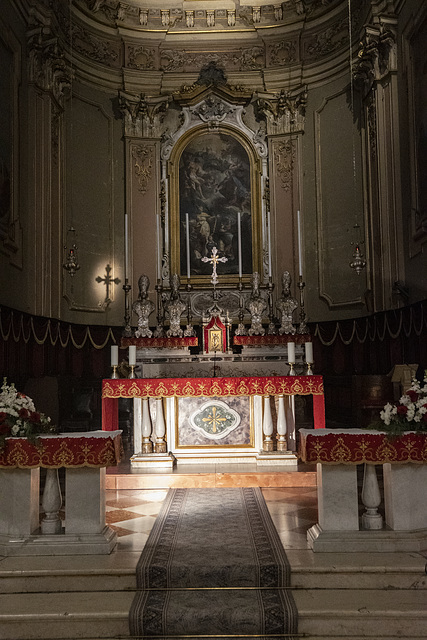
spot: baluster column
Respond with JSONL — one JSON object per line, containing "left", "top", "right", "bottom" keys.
{"left": 41, "top": 469, "right": 63, "bottom": 535}
{"left": 155, "top": 397, "right": 167, "bottom": 453}
{"left": 141, "top": 397, "right": 153, "bottom": 453}
{"left": 276, "top": 395, "right": 287, "bottom": 451}
{"left": 361, "top": 464, "right": 383, "bottom": 530}
{"left": 262, "top": 395, "right": 274, "bottom": 452}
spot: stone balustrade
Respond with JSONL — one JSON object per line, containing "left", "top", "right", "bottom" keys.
{"left": 0, "top": 430, "right": 122, "bottom": 556}
{"left": 299, "top": 428, "right": 427, "bottom": 552}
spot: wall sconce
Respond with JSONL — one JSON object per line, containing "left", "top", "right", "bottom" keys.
{"left": 349, "top": 223, "right": 366, "bottom": 276}
{"left": 63, "top": 226, "right": 80, "bottom": 277}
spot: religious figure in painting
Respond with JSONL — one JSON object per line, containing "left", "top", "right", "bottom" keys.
{"left": 247, "top": 272, "right": 267, "bottom": 336}
{"left": 179, "top": 132, "right": 253, "bottom": 277}
{"left": 133, "top": 274, "right": 155, "bottom": 338}
{"left": 276, "top": 271, "right": 298, "bottom": 335}
{"left": 166, "top": 274, "right": 186, "bottom": 337}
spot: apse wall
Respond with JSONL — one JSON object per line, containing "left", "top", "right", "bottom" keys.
{"left": 0, "top": 0, "right": 426, "bottom": 330}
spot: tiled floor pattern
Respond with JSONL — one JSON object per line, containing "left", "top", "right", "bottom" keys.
{"left": 105, "top": 486, "right": 318, "bottom": 552}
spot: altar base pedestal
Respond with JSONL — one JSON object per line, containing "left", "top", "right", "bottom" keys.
{"left": 131, "top": 452, "right": 175, "bottom": 469}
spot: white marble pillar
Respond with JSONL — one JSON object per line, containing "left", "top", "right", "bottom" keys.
{"left": 154, "top": 398, "right": 167, "bottom": 453}
{"left": 276, "top": 395, "right": 287, "bottom": 451}
{"left": 285, "top": 395, "right": 296, "bottom": 452}
{"left": 361, "top": 464, "right": 383, "bottom": 530}
{"left": 262, "top": 396, "right": 274, "bottom": 451}
{"left": 0, "top": 468, "right": 40, "bottom": 536}
{"left": 65, "top": 467, "right": 106, "bottom": 534}
{"left": 317, "top": 464, "right": 359, "bottom": 531}
{"left": 133, "top": 398, "right": 142, "bottom": 455}
{"left": 41, "top": 469, "right": 63, "bottom": 534}
{"left": 383, "top": 463, "right": 427, "bottom": 530}
{"left": 141, "top": 397, "right": 153, "bottom": 453}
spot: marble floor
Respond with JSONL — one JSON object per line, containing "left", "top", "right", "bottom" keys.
{"left": 105, "top": 486, "right": 319, "bottom": 553}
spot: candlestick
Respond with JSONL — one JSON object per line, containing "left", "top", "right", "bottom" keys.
{"left": 110, "top": 345, "right": 119, "bottom": 378}
{"left": 237, "top": 211, "right": 242, "bottom": 279}
{"left": 305, "top": 341, "right": 313, "bottom": 363}
{"left": 185, "top": 213, "right": 191, "bottom": 281}
{"left": 124, "top": 214, "right": 130, "bottom": 279}
{"left": 157, "top": 214, "right": 162, "bottom": 279}
{"left": 287, "top": 341, "right": 295, "bottom": 363}
{"left": 297, "top": 210, "right": 303, "bottom": 278}
{"left": 111, "top": 345, "right": 118, "bottom": 366}
{"left": 267, "top": 211, "right": 272, "bottom": 278}
{"left": 128, "top": 345, "right": 136, "bottom": 366}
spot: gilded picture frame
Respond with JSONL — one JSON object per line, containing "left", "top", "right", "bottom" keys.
{"left": 169, "top": 125, "right": 262, "bottom": 286}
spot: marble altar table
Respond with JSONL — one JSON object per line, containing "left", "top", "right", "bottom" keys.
{"left": 0, "top": 430, "right": 122, "bottom": 556}
{"left": 102, "top": 376, "right": 325, "bottom": 467}
{"left": 299, "top": 428, "right": 427, "bottom": 552}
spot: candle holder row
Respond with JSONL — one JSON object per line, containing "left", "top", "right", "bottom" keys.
{"left": 110, "top": 345, "right": 136, "bottom": 379}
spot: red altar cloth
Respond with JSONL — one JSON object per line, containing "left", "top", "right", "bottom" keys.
{"left": 0, "top": 431, "right": 123, "bottom": 469}
{"left": 233, "top": 334, "right": 311, "bottom": 346}
{"left": 121, "top": 337, "right": 198, "bottom": 348}
{"left": 102, "top": 375, "right": 325, "bottom": 431}
{"left": 298, "top": 429, "right": 427, "bottom": 464}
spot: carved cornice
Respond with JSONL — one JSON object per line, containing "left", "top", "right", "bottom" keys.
{"left": 78, "top": 0, "right": 342, "bottom": 32}
{"left": 255, "top": 86, "right": 307, "bottom": 135}
{"left": 118, "top": 90, "right": 170, "bottom": 137}
{"left": 353, "top": 17, "right": 397, "bottom": 96}
{"left": 27, "top": 29, "right": 71, "bottom": 106}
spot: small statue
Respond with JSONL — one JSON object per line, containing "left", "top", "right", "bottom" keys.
{"left": 166, "top": 274, "right": 186, "bottom": 337}
{"left": 133, "top": 275, "right": 155, "bottom": 338}
{"left": 247, "top": 272, "right": 267, "bottom": 336}
{"left": 276, "top": 271, "right": 298, "bottom": 335}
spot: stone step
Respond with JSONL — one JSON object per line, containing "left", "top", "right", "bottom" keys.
{"left": 1, "top": 551, "right": 426, "bottom": 594}
{"left": 0, "top": 552, "right": 138, "bottom": 594}
{"left": 1, "top": 588, "right": 426, "bottom": 640}
{"left": 106, "top": 466, "right": 317, "bottom": 490}
{"left": 287, "top": 550, "right": 427, "bottom": 590}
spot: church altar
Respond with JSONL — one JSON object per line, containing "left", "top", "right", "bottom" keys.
{"left": 102, "top": 375, "right": 324, "bottom": 467}
{"left": 0, "top": 431, "right": 122, "bottom": 556}
{"left": 298, "top": 429, "right": 427, "bottom": 553}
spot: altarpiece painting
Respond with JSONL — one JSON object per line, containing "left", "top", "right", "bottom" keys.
{"left": 170, "top": 128, "right": 261, "bottom": 284}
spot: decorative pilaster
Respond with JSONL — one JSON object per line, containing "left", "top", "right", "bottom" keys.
{"left": 27, "top": 26, "right": 72, "bottom": 318}
{"left": 355, "top": 16, "right": 405, "bottom": 310}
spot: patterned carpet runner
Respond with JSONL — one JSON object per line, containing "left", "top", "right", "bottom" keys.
{"left": 129, "top": 487, "right": 298, "bottom": 640}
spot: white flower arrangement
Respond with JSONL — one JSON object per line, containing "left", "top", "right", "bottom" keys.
{"left": 378, "top": 372, "right": 427, "bottom": 436}
{"left": 0, "top": 378, "right": 56, "bottom": 447}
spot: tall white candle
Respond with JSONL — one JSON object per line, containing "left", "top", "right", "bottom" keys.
{"left": 237, "top": 211, "right": 242, "bottom": 278}
{"left": 110, "top": 345, "right": 118, "bottom": 366}
{"left": 157, "top": 214, "right": 162, "bottom": 279}
{"left": 305, "top": 341, "right": 313, "bottom": 363}
{"left": 185, "top": 213, "right": 191, "bottom": 280}
{"left": 287, "top": 341, "right": 295, "bottom": 363}
{"left": 128, "top": 345, "right": 136, "bottom": 366}
{"left": 124, "top": 214, "right": 130, "bottom": 279}
{"left": 297, "top": 210, "right": 303, "bottom": 277}
{"left": 267, "top": 211, "right": 272, "bottom": 278}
